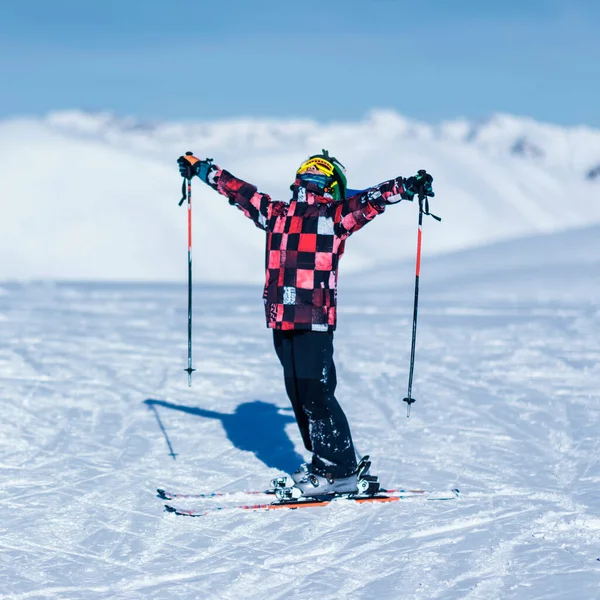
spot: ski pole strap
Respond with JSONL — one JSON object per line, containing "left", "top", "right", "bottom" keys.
{"left": 179, "top": 178, "right": 187, "bottom": 206}
{"left": 419, "top": 196, "right": 442, "bottom": 222}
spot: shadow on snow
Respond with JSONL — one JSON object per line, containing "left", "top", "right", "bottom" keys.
{"left": 144, "top": 398, "right": 304, "bottom": 473}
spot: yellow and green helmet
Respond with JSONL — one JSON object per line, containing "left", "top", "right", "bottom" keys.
{"left": 296, "top": 150, "right": 347, "bottom": 201}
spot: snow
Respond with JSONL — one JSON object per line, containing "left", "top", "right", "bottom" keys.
{"left": 1, "top": 110, "right": 600, "bottom": 282}
{"left": 2, "top": 218, "right": 600, "bottom": 598}
{"left": 2, "top": 109, "right": 599, "bottom": 596}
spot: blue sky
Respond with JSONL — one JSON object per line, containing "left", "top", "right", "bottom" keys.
{"left": 1, "top": 0, "right": 599, "bottom": 126}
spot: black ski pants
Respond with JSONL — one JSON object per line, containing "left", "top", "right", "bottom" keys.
{"left": 273, "top": 330, "right": 357, "bottom": 478}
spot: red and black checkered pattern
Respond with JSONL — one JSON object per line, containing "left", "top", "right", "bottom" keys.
{"left": 212, "top": 168, "right": 407, "bottom": 331}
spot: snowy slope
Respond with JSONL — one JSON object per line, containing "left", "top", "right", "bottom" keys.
{"left": 351, "top": 222, "right": 600, "bottom": 301}
{"left": 2, "top": 224, "right": 599, "bottom": 599}
{"left": 1, "top": 110, "right": 599, "bottom": 283}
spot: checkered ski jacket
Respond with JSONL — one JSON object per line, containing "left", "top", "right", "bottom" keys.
{"left": 207, "top": 166, "right": 408, "bottom": 332}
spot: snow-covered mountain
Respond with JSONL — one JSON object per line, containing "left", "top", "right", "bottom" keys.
{"left": 354, "top": 222, "right": 600, "bottom": 297}
{"left": 1, "top": 110, "right": 599, "bottom": 282}
{"left": 42, "top": 109, "right": 600, "bottom": 180}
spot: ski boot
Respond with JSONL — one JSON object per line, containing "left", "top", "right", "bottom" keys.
{"left": 275, "top": 455, "right": 379, "bottom": 500}
{"left": 274, "top": 455, "right": 380, "bottom": 500}
{"left": 276, "top": 471, "right": 358, "bottom": 500}
{"left": 270, "top": 463, "right": 312, "bottom": 490}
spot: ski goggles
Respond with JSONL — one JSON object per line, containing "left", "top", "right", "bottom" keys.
{"left": 297, "top": 172, "right": 332, "bottom": 190}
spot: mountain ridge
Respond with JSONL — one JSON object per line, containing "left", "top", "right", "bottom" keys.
{"left": 37, "top": 109, "right": 600, "bottom": 179}
{"left": 1, "top": 110, "right": 598, "bottom": 282}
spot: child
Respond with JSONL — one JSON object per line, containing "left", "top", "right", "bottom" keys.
{"left": 177, "top": 151, "right": 434, "bottom": 497}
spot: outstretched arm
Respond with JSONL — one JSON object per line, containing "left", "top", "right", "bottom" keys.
{"left": 177, "top": 155, "right": 281, "bottom": 231}
{"left": 214, "top": 168, "right": 275, "bottom": 231}
{"left": 335, "top": 172, "right": 434, "bottom": 239}
{"left": 334, "top": 178, "right": 406, "bottom": 239}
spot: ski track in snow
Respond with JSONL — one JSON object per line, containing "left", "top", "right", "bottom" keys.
{"left": 1, "top": 272, "right": 600, "bottom": 600}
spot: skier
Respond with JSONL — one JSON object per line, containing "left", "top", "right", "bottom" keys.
{"left": 177, "top": 151, "right": 434, "bottom": 498}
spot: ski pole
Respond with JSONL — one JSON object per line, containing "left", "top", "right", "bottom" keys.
{"left": 178, "top": 151, "right": 196, "bottom": 386}
{"left": 403, "top": 170, "right": 441, "bottom": 417}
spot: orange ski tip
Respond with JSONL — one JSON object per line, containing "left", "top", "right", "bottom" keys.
{"left": 353, "top": 496, "right": 399, "bottom": 504}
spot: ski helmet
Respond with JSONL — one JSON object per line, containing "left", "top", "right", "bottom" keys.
{"left": 296, "top": 150, "right": 347, "bottom": 201}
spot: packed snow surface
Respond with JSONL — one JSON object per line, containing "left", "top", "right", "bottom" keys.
{"left": 1, "top": 110, "right": 599, "bottom": 282}
{"left": 2, "top": 223, "right": 599, "bottom": 599}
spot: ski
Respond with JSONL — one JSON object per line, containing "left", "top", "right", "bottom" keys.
{"left": 156, "top": 486, "right": 440, "bottom": 502}
{"left": 156, "top": 488, "right": 276, "bottom": 501}
{"left": 163, "top": 488, "right": 459, "bottom": 517}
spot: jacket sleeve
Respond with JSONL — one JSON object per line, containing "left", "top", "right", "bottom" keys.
{"left": 208, "top": 167, "right": 278, "bottom": 231}
{"left": 334, "top": 177, "right": 406, "bottom": 239}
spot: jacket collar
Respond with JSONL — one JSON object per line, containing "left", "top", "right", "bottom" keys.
{"left": 290, "top": 180, "right": 334, "bottom": 205}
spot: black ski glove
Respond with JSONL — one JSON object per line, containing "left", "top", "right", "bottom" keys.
{"left": 177, "top": 153, "right": 217, "bottom": 185}
{"left": 401, "top": 170, "right": 434, "bottom": 201}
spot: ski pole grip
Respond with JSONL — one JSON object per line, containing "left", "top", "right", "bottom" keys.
{"left": 417, "top": 169, "right": 427, "bottom": 202}
{"left": 178, "top": 151, "right": 196, "bottom": 206}
{"left": 178, "top": 151, "right": 192, "bottom": 206}
{"left": 185, "top": 151, "right": 195, "bottom": 180}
